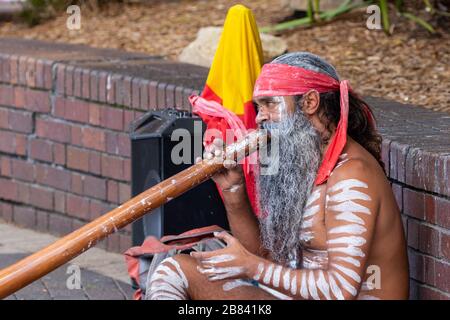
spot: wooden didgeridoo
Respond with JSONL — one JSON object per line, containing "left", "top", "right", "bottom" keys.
{"left": 0, "top": 130, "right": 268, "bottom": 299}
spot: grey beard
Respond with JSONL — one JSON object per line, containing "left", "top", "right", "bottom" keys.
{"left": 257, "top": 109, "right": 322, "bottom": 265}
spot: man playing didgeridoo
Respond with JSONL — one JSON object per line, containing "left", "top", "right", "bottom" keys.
{"left": 145, "top": 52, "right": 409, "bottom": 300}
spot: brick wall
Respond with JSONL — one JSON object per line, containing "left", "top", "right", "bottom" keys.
{"left": 0, "top": 38, "right": 448, "bottom": 299}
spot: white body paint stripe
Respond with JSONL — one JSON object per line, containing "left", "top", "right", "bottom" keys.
{"left": 328, "top": 246, "right": 365, "bottom": 257}
{"left": 300, "top": 272, "right": 309, "bottom": 299}
{"left": 307, "top": 271, "right": 320, "bottom": 300}
{"left": 263, "top": 264, "right": 274, "bottom": 284}
{"left": 283, "top": 269, "right": 291, "bottom": 291}
{"left": 334, "top": 256, "right": 361, "bottom": 267}
{"left": 329, "top": 201, "right": 371, "bottom": 215}
{"left": 328, "top": 179, "right": 368, "bottom": 193}
{"left": 328, "top": 190, "right": 371, "bottom": 202}
{"left": 253, "top": 263, "right": 264, "bottom": 281}
{"left": 327, "top": 236, "right": 367, "bottom": 247}
{"left": 328, "top": 274, "right": 345, "bottom": 300}
{"left": 317, "top": 271, "right": 332, "bottom": 300}
{"left": 332, "top": 271, "right": 357, "bottom": 296}
{"left": 332, "top": 263, "right": 362, "bottom": 283}
{"left": 273, "top": 266, "right": 283, "bottom": 288}
{"left": 335, "top": 212, "right": 365, "bottom": 225}
{"left": 328, "top": 224, "right": 367, "bottom": 235}
{"left": 203, "top": 254, "right": 236, "bottom": 264}
{"left": 290, "top": 274, "right": 297, "bottom": 296}
{"left": 222, "top": 279, "right": 253, "bottom": 291}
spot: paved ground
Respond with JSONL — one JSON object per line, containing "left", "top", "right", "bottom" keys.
{"left": 0, "top": 222, "right": 135, "bottom": 300}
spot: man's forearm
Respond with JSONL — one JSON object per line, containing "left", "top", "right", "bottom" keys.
{"left": 222, "top": 187, "right": 266, "bottom": 257}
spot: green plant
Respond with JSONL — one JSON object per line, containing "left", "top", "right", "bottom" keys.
{"left": 259, "top": 0, "right": 446, "bottom": 35}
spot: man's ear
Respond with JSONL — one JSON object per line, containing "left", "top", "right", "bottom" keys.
{"left": 301, "top": 90, "right": 320, "bottom": 116}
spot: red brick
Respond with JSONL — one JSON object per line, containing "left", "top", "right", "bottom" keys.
{"left": 441, "top": 233, "right": 450, "bottom": 260}
{"left": 73, "top": 68, "right": 82, "bottom": 97}
{"left": 107, "top": 180, "right": 119, "bottom": 203}
{"left": 71, "top": 172, "right": 84, "bottom": 195}
{"left": 1, "top": 108, "right": 33, "bottom": 134}
{"left": 35, "top": 59, "right": 45, "bottom": 89}
{"left": 43, "top": 60, "right": 53, "bottom": 90}
{"left": 13, "top": 205, "right": 36, "bottom": 228}
{"left": 106, "top": 132, "right": 118, "bottom": 155}
{"left": 67, "top": 146, "right": 89, "bottom": 172}
{"left": 89, "top": 103, "right": 101, "bottom": 126}
{"left": 65, "top": 65, "right": 74, "bottom": 96}
{"left": 90, "top": 70, "right": 99, "bottom": 101}
{"left": 25, "top": 57, "right": 37, "bottom": 87}
{"left": 53, "top": 143, "right": 66, "bottom": 166}
{"left": 117, "top": 133, "right": 131, "bottom": 157}
{"left": 89, "top": 200, "right": 111, "bottom": 220}
{"left": 424, "top": 194, "right": 437, "bottom": 225}
{"left": 408, "top": 219, "right": 420, "bottom": 249}
{"left": 18, "top": 56, "right": 28, "bottom": 85}
{"left": 98, "top": 71, "right": 108, "bottom": 103}
{"left": 82, "top": 126, "right": 106, "bottom": 151}
{"left": 17, "top": 180, "right": 30, "bottom": 205}
{"left": 101, "top": 106, "right": 123, "bottom": 131}
{"left": 11, "top": 158, "right": 34, "bottom": 182}
{"left": 82, "top": 69, "right": 90, "bottom": 99}
{"left": 54, "top": 191, "right": 66, "bottom": 214}
{"left": 9, "top": 55, "right": 19, "bottom": 84}
{"left": 36, "top": 210, "right": 49, "bottom": 232}
{"left": 404, "top": 188, "right": 425, "bottom": 220}
{"left": 71, "top": 125, "right": 83, "bottom": 146}
{"left": 29, "top": 185, "right": 53, "bottom": 210}
{"left": 1, "top": 202, "right": 13, "bottom": 222}
{"left": 29, "top": 138, "right": 53, "bottom": 162}
{"left": 123, "top": 158, "right": 131, "bottom": 181}
{"left": 13, "top": 86, "right": 25, "bottom": 108}
{"left": 0, "top": 177, "right": 18, "bottom": 201}
{"left": 123, "top": 109, "right": 135, "bottom": 130}
{"left": 140, "top": 80, "right": 149, "bottom": 110}
{"left": 408, "top": 249, "right": 423, "bottom": 281}
{"left": 89, "top": 151, "right": 101, "bottom": 175}
{"left": 66, "top": 193, "right": 90, "bottom": 220}
{"left": 25, "top": 89, "right": 50, "bottom": 113}
{"left": 36, "top": 117, "right": 71, "bottom": 143}
{"left": 0, "top": 108, "right": 8, "bottom": 129}
{"left": 118, "top": 182, "right": 130, "bottom": 203}
{"left": 418, "top": 285, "right": 449, "bottom": 300}
{"left": 0, "top": 130, "right": 27, "bottom": 155}
{"left": 48, "top": 213, "right": 73, "bottom": 236}
{"left": 107, "top": 74, "right": 118, "bottom": 105}
{"left": 419, "top": 224, "right": 440, "bottom": 256}
{"left": 434, "top": 260, "right": 450, "bottom": 293}
{"left": 436, "top": 197, "right": 450, "bottom": 229}
{"left": 83, "top": 175, "right": 106, "bottom": 200}
{"left": 35, "top": 163, "right": 71, "bottom": 191}
{"left": 101, "top": 154, "right": 124, "bottom": 180}
{"left": 54, "top": 96, "right": 90, "bottom": 123}
{"left": 0, "top": 85, "right": 14, "bottom": 106}
{"left": 55, "top": 64, "right": 65, "bottom": 94}
{"left": 423, "top": 255, "right": 436, "bottom": 286}
{"left": 1, "top": 156, "right": 11, "bottom": 177}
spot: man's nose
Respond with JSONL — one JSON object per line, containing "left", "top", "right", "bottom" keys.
{"left": 255, "top": 110, "right": 269, "bottom": 125}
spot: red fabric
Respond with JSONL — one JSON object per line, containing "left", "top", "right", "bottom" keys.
{"left": 253, "top": 63, "right": 354, "bottom": 185}
{"left": 191, "top": 90, "right": 261, "bottom": 216}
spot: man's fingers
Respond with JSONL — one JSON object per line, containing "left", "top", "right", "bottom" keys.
{"left": 213, "top": 231, "right": 234, "bottom": 245}
{"left": 213, "top": 138, "right": 224, "bottom": 147}
{"left": 223, "top": 159, "right": 236, "bottom": 169}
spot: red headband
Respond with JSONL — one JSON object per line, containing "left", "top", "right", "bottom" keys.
{"left": 253, "top": 63, "right": 361, "bottom": 185}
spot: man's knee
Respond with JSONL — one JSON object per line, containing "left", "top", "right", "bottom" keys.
{"left": 146, "top": 254, "right": 192, "bottom": 300}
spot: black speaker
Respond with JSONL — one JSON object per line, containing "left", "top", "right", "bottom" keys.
{"left": 129, "top": 109, "right": 229, "bottom": 246}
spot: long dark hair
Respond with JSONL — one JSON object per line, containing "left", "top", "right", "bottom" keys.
{"left": 316, "top": 91, "right": 385, "bottom": 171}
